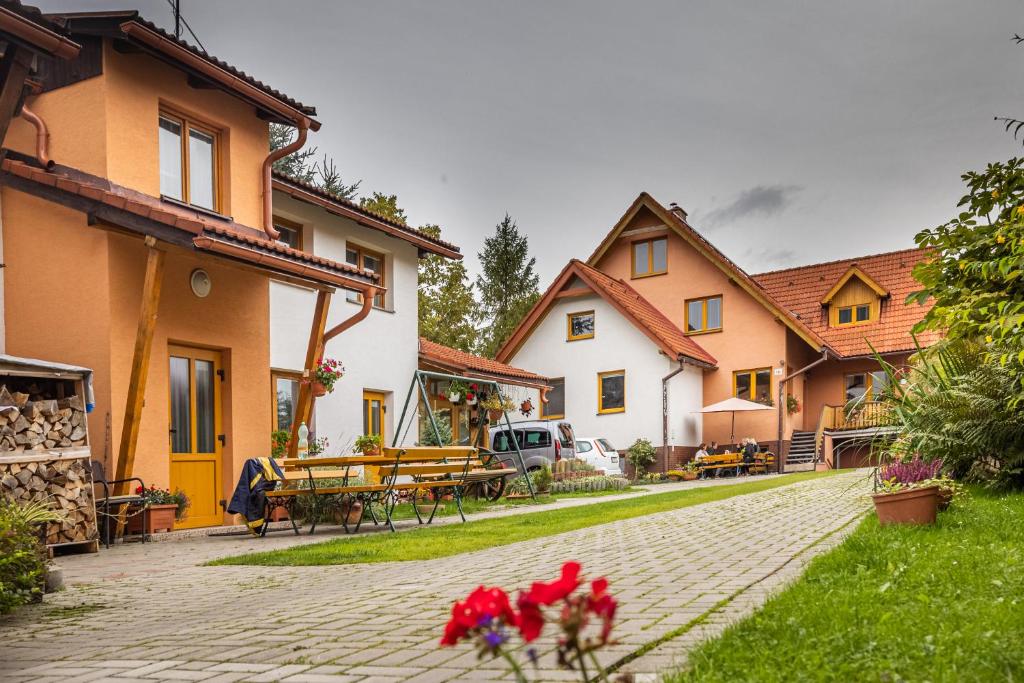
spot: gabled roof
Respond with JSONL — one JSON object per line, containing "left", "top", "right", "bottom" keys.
{"left": 0, "top": 0, "right": 80, "bottom": 58}
{"left": 419, "top": 338, "right": 549, "bottom": 387}
{"left": 752, "top": 248, "right": 940, "bottom": 357}
{"left": 272, "top": 171, "right": 461, "bottom": 260}
{"left": 1, "top": 153, "right": 378, "bottom": 292}
{"left": 820, "top": 265, "right": 889, "bottom": 304}
{"left": 48, "top": 11, "right": 317, "bottom": 129}
{"left": 586, "top": 193, "right": 829, "bottom": 354}
{"left": 496, "top": 259, "right": 716, "bottom": 367}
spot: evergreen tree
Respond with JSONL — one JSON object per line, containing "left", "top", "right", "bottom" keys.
{"left": 359, "top": 192, "right": 407, "bottom": 224}
{"left": 418, "top": 225, "right": 478, "bottom": 352}
{"left": 269, "top": 124, "right": 361, "bottom": 200}
{"left": 475, "top": 213, "right": 540, "bottom": 357}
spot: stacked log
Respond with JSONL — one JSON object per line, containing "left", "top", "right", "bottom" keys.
{"left": 0, "top": 391, "right": 87, "bottom": 452}
{"left": 0, "top": 457, "right": 98, "bottom": 545}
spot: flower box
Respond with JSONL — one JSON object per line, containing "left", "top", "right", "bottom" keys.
{"left": 872, "top": 485, "right": 939, "bottom": 526}
{"left": 126, "top": 503, "right": 178, "bottom": 534}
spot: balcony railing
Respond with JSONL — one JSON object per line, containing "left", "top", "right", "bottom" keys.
{"left": 814, "top": 401, "right": 897, "bottom": 459}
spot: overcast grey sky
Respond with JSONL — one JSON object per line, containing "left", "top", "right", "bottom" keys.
{"left": 37, "top": 0, "right": 1024, "bottom": 283}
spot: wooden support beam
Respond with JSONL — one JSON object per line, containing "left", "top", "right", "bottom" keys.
{"left": 288, "top": 289, "right": 332, "bottom": 457}
{"left": 113, "top": 238, "right": 165, "bottom": 496}
{"left": 0, "top": 45, "right": 32, "bottom": 145}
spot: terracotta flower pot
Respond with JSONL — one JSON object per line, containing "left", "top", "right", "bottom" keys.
{"left": 488, "top": 409, "right": 503, "bottom": 423}
{"left": 311, "top": 381, "right": 328, "bottom": 397}
{"left": 682, "top": 472, "right": 698, "bottom": 481}
{"left": 334, "top": 499, "right": 363, "bottom": 526}
{"left": 127, "top": 503, "right": 177, "bottom": 534}
{"left": 872, "top": 485, "right": 939, "bottom": 526}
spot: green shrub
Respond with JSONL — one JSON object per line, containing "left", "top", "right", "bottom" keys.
{"left": 0, "top": 499, "right": 47, "bottom": 614}
{"left": 626, "top": 438, "right": 657, "bottom": 475}
{"left": 532, "top": 463, "right": 553, "bottom": 493}
{"left": 419, "top": 413, "right": 452, "bottom": 446}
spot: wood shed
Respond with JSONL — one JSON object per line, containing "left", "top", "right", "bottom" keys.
{"left": 0, "top": 354, "right": 98, "bottom": 553}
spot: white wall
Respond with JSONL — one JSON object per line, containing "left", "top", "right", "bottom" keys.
{"left": 507, "top": 293, "right": 704, "bottom": 451}
{"left": 269, "top": 192, "right": 421, "bottom": 454}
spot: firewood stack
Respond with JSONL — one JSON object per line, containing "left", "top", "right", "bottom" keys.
{"left": 0, "top": 457, "right": 98, "bottom": 545}
{"left": 0, "top": 387, "right": 87, "bottom": 453}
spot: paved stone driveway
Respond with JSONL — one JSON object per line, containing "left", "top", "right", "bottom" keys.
{"left": 1, "top": 471, "right": 872, "bottom": 682}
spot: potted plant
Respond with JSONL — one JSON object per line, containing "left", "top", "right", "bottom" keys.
{"left": 447, "top": 380, "right": 468, "bottom": 405}
{"left": 308, "top": 357, "right": 344, "bottom": 397}
{"left": 786, "top": 394, "right": 800, "bottom": 415}
{"left": 480, "top": 392, "right": 515, "bottom": 422}
{"left": 354, "top": 433, "right": 382, "bottom": 456}
{"left": 681, "top": 461, "right": 699, "bottom": 481}
{"left": 520, "top": 398, "right": 534, "bottom": 417}
{"left": 129, "top": 486, "right": 190, "bottom": 534}
{"left": 465, "top": 382, "right": 480, "bottom": 406}
{"left": 872, "top": 456, "right": 943, "bottom": 526}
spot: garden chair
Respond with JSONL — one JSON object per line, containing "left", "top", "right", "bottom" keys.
{"left": 90, "top": 460, "right": 148, "bottom": 548}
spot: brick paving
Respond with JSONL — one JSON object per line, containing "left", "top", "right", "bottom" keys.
{"left": 0, "top": 471, "right": 872, "bottom": 682}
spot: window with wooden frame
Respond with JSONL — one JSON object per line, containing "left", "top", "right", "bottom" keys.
{"left": 272, "top": 216, "right": 303, "bottom": 252}
{"left": 541, "top": 378, "right": 565, "bottom": 419}
{"left": 271, "top": 370, "right": 302, "bottom": 433}
{"left": 158, "top": 111, "right": 219, "bottom": 212}
{"left": 631, "top": 237, "right": 668, "bottom": 278}
{"left": 844, "top": 370, "right": 889, "bottom": 404}
{"left": 597, "top": 370, "right": 625, "bottom": 414}
{"left": 566, "top": 310, "right": 595, "bottom": 341}
{"left": 835, "top": 303, "right": 872, "bottom": 326}
{"left": 685, "top": 295, "right": 723, "bottom": 334}
{"left": 344, "top": 244, "right": 386, "bottom": 308}
{"left": 733, "top": 368, "right": 772, "bottom": 405}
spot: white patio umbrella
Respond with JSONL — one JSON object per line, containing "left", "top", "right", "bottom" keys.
{"left": 698, "top": 397, "right": 772, "bottom": 444}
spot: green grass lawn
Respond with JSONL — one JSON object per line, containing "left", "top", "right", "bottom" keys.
{"left": 210, "top": 471, "right": 832, "bottom": 566}
{"left": 666, "top": 488, "right": 1024, "bottom": 683}
{"left": 384, "top": 487, "right": 634, "bottom": 521}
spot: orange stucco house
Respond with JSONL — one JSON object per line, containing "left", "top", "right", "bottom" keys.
{"left": 498, "top": 193, "right": 940, "bottom": 471}
{"left": 0, "top": 10, "right": 378, "bottom": 527}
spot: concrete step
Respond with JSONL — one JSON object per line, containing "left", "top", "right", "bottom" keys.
{"left": 784, "top": 462, "right": 816, "bottom": 472}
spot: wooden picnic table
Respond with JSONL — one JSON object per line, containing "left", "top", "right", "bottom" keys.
{"left": 695, "top": 451, "right": 775, "bottom": 478}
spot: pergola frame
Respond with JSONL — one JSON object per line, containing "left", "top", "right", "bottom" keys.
{"left": 393, "top": 369, "right": 536, "bottom": 499}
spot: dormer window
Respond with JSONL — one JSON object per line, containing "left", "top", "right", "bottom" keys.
{"left": 821, "top": 266, "right": 889, "bottom": 329}
{"left": 159, "top": 112, "right": 219, "bottom": 211}
{"left": 632, "top": 237, "right": 667, "bottom": 278}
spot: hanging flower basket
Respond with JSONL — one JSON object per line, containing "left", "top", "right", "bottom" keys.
{"left": 306, "top": 357, "right": 344, "bottom": 396}
{"left": 312, "top": 381, "right": 328, "bottom": 397}
{"left": 488, "top": 409, "right": 503, "bottom": 423}
{"left": 448, "top": 391, "right": 463, "bottom": 405}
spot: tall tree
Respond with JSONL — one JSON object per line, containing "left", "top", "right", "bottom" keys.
{"left": 359, "top": 192, "right": 407, "bottom": 224}
{"left": 269, "top": 123, "right": 361, "bottom": 200}
{"left": 418, "top": 225, "right": 478, "bottom": 352}
{"left": 475, "top": 213, "right": 540, "bottom": 357}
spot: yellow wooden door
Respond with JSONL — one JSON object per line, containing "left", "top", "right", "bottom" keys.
{"left": 363, "top": 391, "right": 386, "bottom": 439}
{"left": 169, "top": 345, "right": 223, "bottom": 529}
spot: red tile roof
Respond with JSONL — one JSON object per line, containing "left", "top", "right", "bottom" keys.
{"left": 272, "top": 171, "right": 461, "bottom": 259}
{"left": 1, "top": 154, "right": 377, "bottom": 290}
{"left": 419, "top": 338, "right": 549, "bottom": 384}
{"left": 752, "top": 248, "right": 940, "bottom": 356}
{"left": 496, "top": 259, "right": 716, "bottom": 367}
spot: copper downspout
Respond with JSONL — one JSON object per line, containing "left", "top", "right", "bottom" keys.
{"left": 261, "top": 123, "right": 308, "bottom": 239}
{"left": 20, "top": 103, "right": 54, "bottom": 171}
{"left": 323, "top": 286, "right": 380, "bottom": 342}
{"left": 776, "top": 350, "right": 829, "bottom": 473}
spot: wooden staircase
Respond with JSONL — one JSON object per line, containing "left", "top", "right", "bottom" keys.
{"left": 785, "top": 430, "right": 817, "bottom": 472}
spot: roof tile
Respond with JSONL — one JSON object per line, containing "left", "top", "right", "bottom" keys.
{"left": 419, "top": 338, "right": 548, "bottom": 383}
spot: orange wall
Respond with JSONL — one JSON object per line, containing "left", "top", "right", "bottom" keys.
{"left": 593, "top": 207, "right": 791, "bottom": 445}
{"left": 803, "top": 354, "right": 911, "bottom": 427}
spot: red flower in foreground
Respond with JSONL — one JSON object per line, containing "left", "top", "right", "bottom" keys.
{"left": 441, "top": 586, "right": 517, "bottom": 646}
{"left": 515, "top": 561, "right": 583, "bottom": 642}
{"left": 587, "top": 577, "right": 618, "bottom": 642}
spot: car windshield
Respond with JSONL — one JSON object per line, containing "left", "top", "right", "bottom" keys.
{"left": 576, "top": 440, "right": 593, "bottom": 453}
{"left": 596, "top": 438, "right": 616, "bottom": 453}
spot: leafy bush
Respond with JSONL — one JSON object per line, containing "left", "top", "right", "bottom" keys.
{"left": 879, "top": 338, "right": 1024, "bottom": 490}
{"left": 548, "top": 476, "right": 629, "bottom": 494}
{"left": 0, "top": 499, "right": 46, "bottom": 614}
{"left": 136, "top": 486, "right": 190, "bottom": 520}
{"left": 420, "top": 413, "right": 453, "bottom": 446}
{"left": 626, "top": 438, "right": 657, "bottom": 475}
{"left": 532, "top": 463, "right": 553, "bottom": 493}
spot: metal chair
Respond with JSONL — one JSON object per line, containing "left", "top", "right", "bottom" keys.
{"left": 90, "top": 460, "right": 148, "bottom": 548}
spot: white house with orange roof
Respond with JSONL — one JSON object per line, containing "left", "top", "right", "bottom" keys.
{"left": 497, "top": 193, "right": 939, "bottom": 471}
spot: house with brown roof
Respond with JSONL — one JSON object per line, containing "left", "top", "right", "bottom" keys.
{"left": 497, "top": 193, "right": 937, "bottom": 471}
{"left": 0, "top": 9, "right": 383, "bottom": 528}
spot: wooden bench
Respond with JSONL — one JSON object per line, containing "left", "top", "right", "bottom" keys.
{"left": 266, "top": 446, "right": 489, "bottom": 534}
{"left": 696, "top": 452, "right": 776, "bottom": 478}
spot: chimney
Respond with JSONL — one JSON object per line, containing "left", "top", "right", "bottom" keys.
{"left": 669, "top": 202, "right": 688, "bottom": 221}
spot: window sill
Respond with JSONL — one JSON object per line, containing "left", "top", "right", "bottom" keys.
{"left": 567, "top": 335, "right": 594, "bottom": 342}
{"left": 630, "top": 271, "right": 667, "bottom": 280}
{"left": 684, "top": 328, "right": 722, "bottom": 336}
{"left": 597, "top": 409, "right": 625, "bottom": 416}
{"left": 160, "top": 195, "right": 233, "bottom": 222}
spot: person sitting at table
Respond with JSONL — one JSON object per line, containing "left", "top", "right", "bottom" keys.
{"left": 707, "top": 441, "right": 719, "bottom": 455}
{"left": 741, "top": 438, "right": 758, "bottom": 472}
{"left": 694, "top": 443, "right": 709, "bottom": 462}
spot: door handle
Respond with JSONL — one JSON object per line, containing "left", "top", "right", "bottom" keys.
{"left": 218, "top": 434, "right": 226, "bottom": 446}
